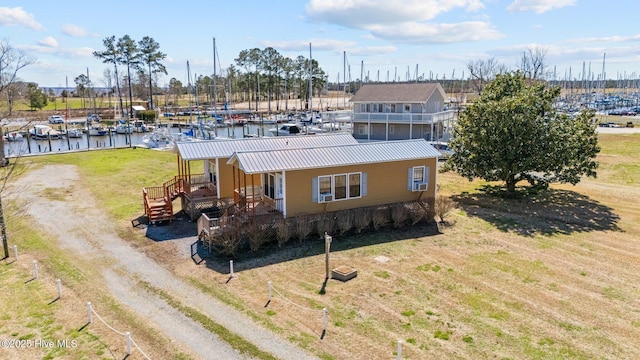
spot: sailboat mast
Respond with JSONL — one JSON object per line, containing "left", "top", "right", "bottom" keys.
{"left": 601, "top": 53, "right": 606, "bottom": 96}
{"left": 343, "top": 51, "right": 346, "bottom": 109}
{"left": 213, "top": 37, "right": 217, "bottom": 118}
{"left": 309, "top": 43, "right": 313, "bottom": 112}
{"left": 65, "top": 76, "right": 70, "bottom": 119}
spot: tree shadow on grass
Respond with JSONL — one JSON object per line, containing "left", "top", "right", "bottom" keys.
{"left": 451, "top": 185, "right": 621, "bottom": 237}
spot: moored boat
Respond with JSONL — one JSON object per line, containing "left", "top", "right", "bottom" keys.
{"left": 115, "top": 123, "right": 133, "bottom": 134}
{"left": 269, "top": 123, "right": 301, "bottom": 136}
{"left": 66, "top": 128, "right": 83, "bottom": 138}
{"left": 5, "top": 132, "right": 24, "bottom": 141}
{"left": 29, "top": 125, "right": 62, "bottom": 139}
{"left": 88, "top": 126, "right": 108, "bottom": 136}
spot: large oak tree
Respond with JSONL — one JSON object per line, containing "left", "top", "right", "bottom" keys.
{"left": 444, "top": 71, "right": 600, "bottom": 195}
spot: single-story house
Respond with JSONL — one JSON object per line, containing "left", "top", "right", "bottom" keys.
{"left": 143, "top": 133, "right": 440, "bottom": 224}
{"left": 226, "top": 139, "right": 440, "bottom": 218}
{"left": 143, "top": 133, "right": 359, "bottom": 222}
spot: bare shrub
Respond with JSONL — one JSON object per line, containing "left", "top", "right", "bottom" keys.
{"left": 373, "top": 206, "right": 391, "bottom": 230}
{"left": 426, "top": 198, "right": 436, "bottom": 223}
{"left": 435, "top": 195, "right": 454, "bottom": 224}
{"left": 294, "top": 213, "right": 314, "bottom": 243}
{"left": 275, "top": 218, "right": 293, "bottom": 247}
{"left": 354, "top": 207, "right": 372, "bottom": 233}
{"left": 391, "top": 203, "right": 409, "bottom": 228}
{"left": 336, "top": 210, "right": 354, "bottom": 235}
{"left": 408, "top": 201, "right": 428, "bottom": 225}
{"left": 246, "top": 220, "right": 273, "bottom": 252}
{"left": 210, "top": 219, "right": 243, "bottom": 257}
{"left": 316, "top": 214, "right": 336, "bottom": 236}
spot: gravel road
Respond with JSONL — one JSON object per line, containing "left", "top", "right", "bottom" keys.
{"left": 14, "top": 164, "right": 318, "bottom": 360}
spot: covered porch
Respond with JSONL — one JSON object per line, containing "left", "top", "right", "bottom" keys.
{"left": 231, "top": 167, "right": 285, "bottom": 219}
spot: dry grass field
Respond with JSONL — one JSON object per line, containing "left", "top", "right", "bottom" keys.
{"left": 161, "top": 133, "right": 640, "bottom": 359}
{"left": 2, "top": 133, "right": 639, "bottom": 359}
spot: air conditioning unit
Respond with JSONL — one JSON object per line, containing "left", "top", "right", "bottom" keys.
{"left": 320, "top": 194, "right": 333, "bottom": 202}
{"left": 414, "top": 182, "right": 428, "bottom": 191}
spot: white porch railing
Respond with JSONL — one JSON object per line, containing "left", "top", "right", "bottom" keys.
{"left": 353, "top": 110, "right": 455, "bottom": 124}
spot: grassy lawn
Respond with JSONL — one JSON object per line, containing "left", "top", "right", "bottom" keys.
{"left": 4, "top": 133, "right": 640, "bottom": 359}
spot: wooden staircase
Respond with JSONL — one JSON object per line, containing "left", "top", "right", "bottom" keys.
{"left": 143, "top": 177, "right": 185, "bottom": 223}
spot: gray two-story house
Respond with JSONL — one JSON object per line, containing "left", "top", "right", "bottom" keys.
{"left": 349, "top": 83, "right": 455, "bottom": 141}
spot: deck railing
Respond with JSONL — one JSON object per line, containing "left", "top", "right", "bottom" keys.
{"left": 163, "top": 177, "right": 183, "bottom": 200}
{"left": 353, "top": 110, "right": 455, "bottom": 124}
{"left": 197, "top": 212, "right": 235, "bottom": 237}
{"left": 143, "top": 186, "right": 166, "bottom": 201}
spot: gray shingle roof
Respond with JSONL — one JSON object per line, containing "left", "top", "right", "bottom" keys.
{"left": 175, "top": 133, "right": 358, "bottom": 161}
{"left": 349, "top": 83, "right": 445, "bottom": 103}
{"left": 228, "top": 139, "right": 440, "bottom": 174}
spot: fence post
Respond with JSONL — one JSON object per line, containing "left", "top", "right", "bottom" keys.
{"left": 230, "top": 260, "right": 235, "bottom": 278}
{"left": 397, "top": 340, "right": 402, "bottom": 360}
{"left": 125, "top": 332, "right": 131, "bottom": 355}
{"left": 13, "top": 245, "right": 18, "bottom": 261}
{"left": 322, "top": 308, "right": 327, "bottom": 333}
{"left": 268, "top": 281, "right": 272, "bottom": 302}
{"left": 87, "top": 302, "right": 93, "bottom": 323}
{"left": 33, "top": 260, "right": 38, "bottom": 279}
{"left": 56, "top": 279, "right": 62, "bottom": 299}
{"left": 324, "top": 233, "right": 332, "bottom": 279}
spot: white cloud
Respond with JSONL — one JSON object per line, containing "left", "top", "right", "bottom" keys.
{"left": 37, "top": 36, "right": 58, "bottom": 48}
{"left": 306, "top": 0, "right": 484, "bottom": 28}
{"left": 18, "top": 44, "right": 93, "bottom": 58}
{"left": 262, "top": 38, "right": 357, "bottom": 52}
{"left": 62, "top": 24, "right": 89, "bottom": 37}
{"left": 568, "top": 34, "right": 640, "bottom": 44}
{"left": 348, "top": 46, "right": 398, "bottom": 57}
{"left": 507, "top": 0, "right": 576, "bottom": 14}
{"left": 0, "top": 6, "right": 43, "bottom": 30}
{"left": 305, "top": 1, "right": 497, "bottom": 45}
{"left": 368, "top": 21, "right": 504, "bottom": 44}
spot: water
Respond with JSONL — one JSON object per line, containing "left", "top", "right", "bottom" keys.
{"left": 3, "top": 123, "right": 310, "bottom": 158}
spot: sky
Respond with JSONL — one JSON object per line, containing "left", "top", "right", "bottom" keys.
{"left": 2, "top": 1, "right": 640, "bottom": 88}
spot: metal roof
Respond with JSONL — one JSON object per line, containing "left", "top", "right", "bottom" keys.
{"left": 175, "top": 133, "right": 359, "bottom": 161}
{"left": 349, "top": 83, "right": 445, "bottom": 103}
{"left": 228, "top": 139, "right": 440, "bottom": 174}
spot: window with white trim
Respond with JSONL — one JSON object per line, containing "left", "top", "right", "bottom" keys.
{"left": 319, "top": 175, "right": 332, "bottom": 202}
{"left": 413, "top": 167, "right": 424, "bottom": 182}
{"left": 316, "top": 172, "right": 364, "bottom": 202}
{"left": 408, "top": 166, "right": 430, "bottom": 192}
{"left": 349, "top": 173, "right": 361, "bottom": 197}
{"left": 334, "top": 174, "right": 347, "bottom": 200}
{"left": 358, "top": 124, "right": 369, "bottom": 135}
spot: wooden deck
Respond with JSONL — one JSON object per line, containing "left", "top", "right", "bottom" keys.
{"left": 197, "top": 199, "right": 284, "bottom": 251}
{"left": 143, "top": 174, "right": 218, "bottom": 223}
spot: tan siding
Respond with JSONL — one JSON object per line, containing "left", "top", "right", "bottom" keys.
{"left": 219, "top": 161, "right": 262, "bottom": 199}
{"left": 285, "top": 158, "right": 437, "bottom": 217}
{"left": 218, "top": 158, "right": 236, "bottom": 199}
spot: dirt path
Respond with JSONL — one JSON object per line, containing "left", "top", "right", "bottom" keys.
{"left": 15, "top": 164, "right": 317, "bottom": 360}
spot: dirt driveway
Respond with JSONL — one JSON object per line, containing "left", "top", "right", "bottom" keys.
{"left": 14, "top": 164, "right": 317, "bottom": 360}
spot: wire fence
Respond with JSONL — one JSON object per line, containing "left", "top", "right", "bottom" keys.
{"left": 88, "top": 303, "right": 151, "bottom": 359}
{"left": 8, "top": 245, "right": 152, "bottom": 359}
{"left": 267, "top": 281, "right": 327, "bottom": 337}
